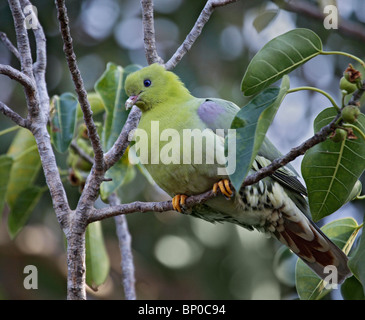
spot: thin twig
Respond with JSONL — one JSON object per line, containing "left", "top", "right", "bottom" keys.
{"left": 0, "top": 31, "right": 20, "bottom": 60}
{"left": 8, "top": 0, "right": 33, "bottom": 78}
{"left": 89, "top": 200, "right": 174, "bottom": 222}
{"left": 0, "top": 101, "right": 29, "bottom": 128}
{"left": 55, "top": 0, "right": 104, "bottom": 173}
{"left": 241, "top": 115, "right": 340, "bottom": 188}
{"left": 0, "top": 63, "right": 39, "bottom": 119}
{"left": 164, "top": 0, "right": 239, "bottom": 70}
{"left": 6, "top": 0, "right": 71, "bottom": 230}
{"left": 104, "top": 106, "right": 142, "bottom": 170}
{"left": 70, "top": 140, "right": 94, "bottom": 165}
{"left": 20, "top": 0, "right": 46, "bottom": 74}
{"left": 110, "top": 193, "right": 136, "bottom": 300}
{"left": 141, "top": 0, "right": 164, "bottom": 65}
{"left": 20, "top": 0, "right": 49, "bottom": 118}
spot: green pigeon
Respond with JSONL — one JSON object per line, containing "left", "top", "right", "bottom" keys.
{"left": 125, "top": 63, "right": 351, "bottom": 283}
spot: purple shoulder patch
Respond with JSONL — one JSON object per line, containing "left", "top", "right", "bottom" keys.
{"left": 197, "top": 100, "right": 225, "bottom": 127}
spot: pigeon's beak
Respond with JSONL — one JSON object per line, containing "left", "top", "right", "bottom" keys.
{"left": 125, "top": 94, "right": 140, "bottom": 110}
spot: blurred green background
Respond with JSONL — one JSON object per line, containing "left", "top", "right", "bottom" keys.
{"left": 0, "top": 0, "right": 364, "bottom": 299}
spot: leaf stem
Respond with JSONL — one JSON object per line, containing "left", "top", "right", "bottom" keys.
{"left": 287, "top": 86, "right": 340, "bottom": 111}
{"left": 321, "top": 51, "right": 365, "bottom": 70}
{"left": 0, "top": 125, "right": 20, "bottom": 137}
{"left": 335, "top": 116, "right": 343, "bottom": 126}
{"left": 342, "top": 123, "right": 365, "bottom": 140}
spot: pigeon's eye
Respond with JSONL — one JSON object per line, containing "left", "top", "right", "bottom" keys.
{"left": 144, "top": 79, "right": 152, "bottom": 87}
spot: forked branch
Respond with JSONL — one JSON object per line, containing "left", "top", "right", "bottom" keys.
{"left": 164, "top": 0, "right": 240, "bottom": 70}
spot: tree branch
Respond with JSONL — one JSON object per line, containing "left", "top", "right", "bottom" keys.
{"left": 20, "top": 0, "right": 46, "bottom": 74}
{"left": 104, "top": 106, "right": 142, "bottom": 170}
{"left": 62, "top": 1, "right": 151, "bottom": 299}
{"left": 55, "top": 0, "right": 104, "bottom": 173}
{"left": 67, "top": 106, "right": 141, "bottom": 300}
{"left": 0, "top": 63, "right": 39, "bottom": 119}
{"left": 0, "top": 31, "right": 20, "bottom": 60}
{"left": 141, "top": 0, "right": 164, "bottom": 65}
{"left": 20, "top": 0, "right": 49, "bottom": 118}
{"left": 2, "top": 0, "right": 73, "bottom": 298}
{"left": 70, "top": 140, "right": 94, "bottom": 165}
{"left": 164, "top": 0, "right": 239, "bottom": 70}
{"left": 4, "top": 0, "right": 71, "bottom": 232}
{"left": 0, "top": 64, "right": 35, "bottom": 92}
{"left": 0, "top": 101, "right": 29, "bottom": 128}
{"left": 110, "top": 194, "right": 136, "bottom": 300}
{"left": 8, "top": 0, "right": 33, "bottom": 78}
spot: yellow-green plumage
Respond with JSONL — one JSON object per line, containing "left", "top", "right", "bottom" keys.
{"left": 125, "top": 63, "right": 351, "bottom": 283}
{"left": 125, "top": 63, "right": 231, "bottom": 195}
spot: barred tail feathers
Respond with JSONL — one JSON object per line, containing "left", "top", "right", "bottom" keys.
{"left": 273, "top": 215, "right": 351, "bottom": 284}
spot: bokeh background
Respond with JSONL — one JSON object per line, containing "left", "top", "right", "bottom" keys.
{"left": 0, "top": 0, "right": 364, "bottom": 299}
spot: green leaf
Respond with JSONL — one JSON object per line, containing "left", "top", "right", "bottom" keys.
{"left": 273, "top": 246, "right": 297, "bottom": 287}
{"left": 96, "top": 63, "right": 141, "bottom": 199}
{"left": 6, "top": 128, "right": 41, "bottom": 208}
{"left": 241, "top": 28, "right": 322, "bottom": 96}
{"left": 7, "top": 186, "right": 44, "bottom": 238}
{"left": 295, "top": 217, "right": 360, "bottom": 300}
{"left": 348, "top": 223, "right": 365, "bottom": 295}
{"left": 253, "top": 9, "right": 279, "bottom": 33}
{"left": 345, "top": 180, "right": 362, "bottom": 203}
{"left": 302, "top": 108, "right": 365, "bottom": 221}
{"left": 85, "top": 221, "right": 110, "bottom": 291}
{"left": 0, "top": 155, "right": 13, "bottom": 218}
{"left": 341, "top": 276, "right": 365, "bottom": 300}
{"left": 95, "top": 62, "right": 141, "bottom": 151}
{"left": 100, "top": 151, "right": 131, "bottom": 201}
{"left": 228, "top": 75, "right": 289, "bottom": 191}
{"left": 50, "top": 92, "right": 78, "bottom": 153}
{"left": 76, "top": 92, "right": 105, "bottom": 119}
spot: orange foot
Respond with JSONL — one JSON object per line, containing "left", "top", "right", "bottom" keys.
{"left": 212, "top": 179, "right": 234, "bottom": 199}
{"left": 172, "top": 194, "right": 188, "bottom": 213}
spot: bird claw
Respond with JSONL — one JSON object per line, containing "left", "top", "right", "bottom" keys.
{"left": 172, "top": 194, "right": 188, "bottom": 213}
{"left": 212, "top": 179, "right": 234, "bottom": 199}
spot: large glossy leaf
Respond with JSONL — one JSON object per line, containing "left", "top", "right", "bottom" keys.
{"left": 228, "top": 76, "right": 289, "bottom": 191}
{"left": 96, "top": 63, "right": 141, "bottom": 199}
{"left": 295, "top": 217, "right": 360, "bottom": 300}
{"left": 85, "top": 221, "right": 110, "bottom": 291}
{"left": 0, "top": 155, "right": 13, "bottom": 218}
{"left": 302, "top": 108, "right": 365, "bottom": 221}
{"left": 50, "top": 92, "right": 78, "bottom": 153}
{"left": 6, "top": 128, "right": 41, "bottom": 208}
{"left": 348, "top": 223, "right": 365, "bottom": 295}
{"left": 241, "top": 28, "right": 322, "bottom": 96}
{"left": 7, "top": 186, "right": 43, "bottom": 238}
